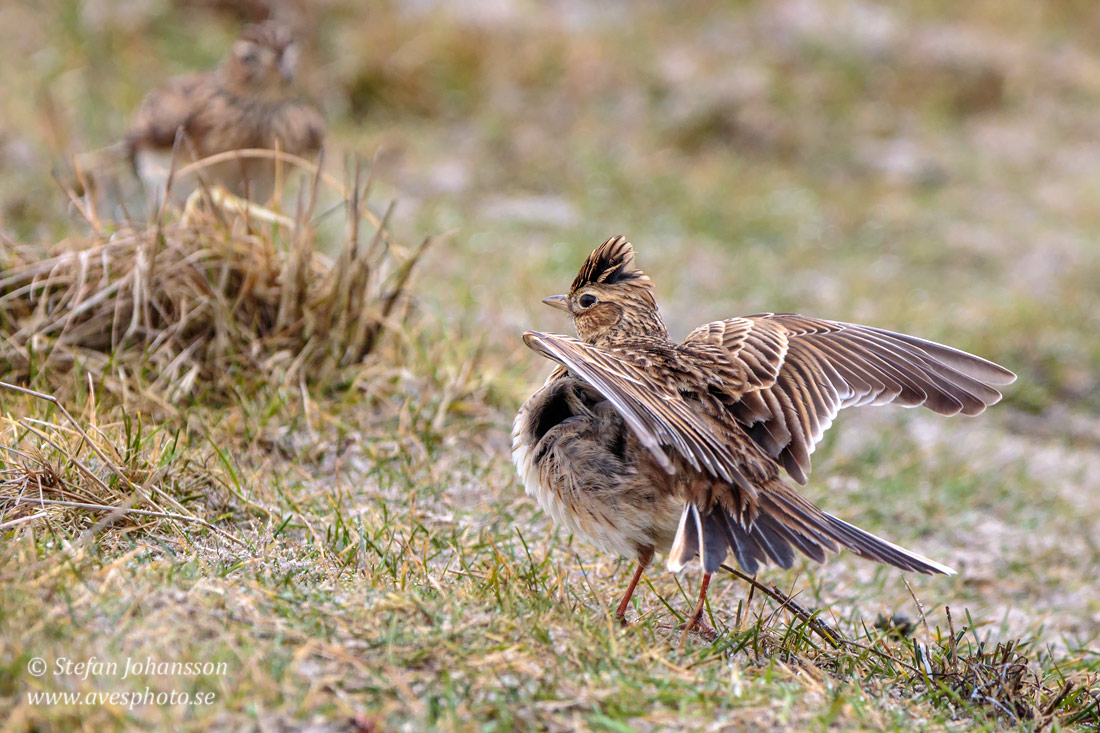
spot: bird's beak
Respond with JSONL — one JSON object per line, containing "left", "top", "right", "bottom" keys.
{"left": 278, "top": 47, "right": 299, "bottom": 84}
{"left": 541, "top": 294, "right": 570, "bottom": 313}
{"left": 279, "top": 60, "right": 296, "bottom": 84}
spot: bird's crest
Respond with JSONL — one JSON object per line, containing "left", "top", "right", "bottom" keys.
{"left": 571, "top": 235, "right": 651, "bottom": 293}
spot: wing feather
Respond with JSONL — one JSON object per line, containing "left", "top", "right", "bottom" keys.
{"left": 522, "top": 331, "right": 753, "bottom": 488}
{"left": 684, "top": 314, "right": 1015, "bottom": 484}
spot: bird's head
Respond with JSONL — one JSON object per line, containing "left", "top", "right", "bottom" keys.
{"left": 542, "top": 235, "right": 667, "bottom": 345}
{"left": 223, "top": 22, "right": 301, "bottom": 99}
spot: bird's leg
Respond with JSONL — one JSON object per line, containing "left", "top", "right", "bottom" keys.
{"left": 614, "top": 549, "right": 653, "bottom": 626}
{"left": 679, "top": 572, "right": 715, "bottom": 647}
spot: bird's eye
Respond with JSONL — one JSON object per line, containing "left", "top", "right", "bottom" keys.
{"left": 578, "top": 294, "right": 597, "bottom": 308}
{"left": 235, "top": 43, "right": 259, "bottom": 64}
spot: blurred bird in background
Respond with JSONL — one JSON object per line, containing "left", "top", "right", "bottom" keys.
{"left": 126, "top": 20, "right": 324, "bottom": 208}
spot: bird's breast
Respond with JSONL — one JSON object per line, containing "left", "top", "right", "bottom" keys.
{"left": 512, "top": 378, "right": 682, "bottom": 558}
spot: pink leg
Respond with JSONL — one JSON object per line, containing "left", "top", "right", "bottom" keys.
{"left": 680, "top": 573, "right": 714, "bottom": 647}
{"left": 614, "top": 551, "right": 653, "bottom": 626}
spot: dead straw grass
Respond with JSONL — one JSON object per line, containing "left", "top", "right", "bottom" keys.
{"left": 0, "top": 151, "right": 435, "bottom": 404}
{"left": 909, "top": 607, "right": 1100, "bottom": 729}
{"left": 703, "top": 584, "right": 1099, "bottom": 729}
{"left": 0, "top": 380, "right": 238, "bottom": 550}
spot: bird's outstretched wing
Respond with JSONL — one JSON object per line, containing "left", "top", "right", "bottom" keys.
{"left": 522, "top": 331, "right": 756, "bottom": 491}
{"left": 683, "top": 314, "right": 1016, "bottom": 484}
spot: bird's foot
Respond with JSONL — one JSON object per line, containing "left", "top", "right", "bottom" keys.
{"left": 657, "top": 618, "right": 718, "bottom": 644}
{"left": 677, "top": 618, "right": 718, "bottom": 645}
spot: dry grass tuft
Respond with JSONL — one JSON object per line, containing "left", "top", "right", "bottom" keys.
{"left": 700, "top": 574, "right": 1099, "bottom": 729}
{"left": 0, "top": 381, "right": 235, "bottom": 548}
{"left": 907, "top": 608, "right": 1100, "bottom": 729}
{"left": 0, "top": 152, "right": 434, "bottom": 404}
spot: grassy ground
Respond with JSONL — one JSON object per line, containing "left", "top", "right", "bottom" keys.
{"left": 2, "top": 0, "right": 1099, "bottom": 729}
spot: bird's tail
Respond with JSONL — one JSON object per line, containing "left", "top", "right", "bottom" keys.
{"left": 667, "top": 484, "right": 954, "bottom": 576}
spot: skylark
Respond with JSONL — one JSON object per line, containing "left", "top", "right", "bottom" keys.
{"left": 513, "top": 236, "right": 1015, "bottom": 637}
{"left": 127, "top": 21, "right": 324, "bottom": 205}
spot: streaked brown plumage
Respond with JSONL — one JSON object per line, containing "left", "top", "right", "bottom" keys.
{"left": 512, "top": 235, "right": 1016, "bottom": 637}
{"left": 127, "top": 21, "right": 324, "bottom": 204}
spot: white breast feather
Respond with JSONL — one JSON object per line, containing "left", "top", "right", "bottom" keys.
{"left": 511, "top": 397, "right": 647, "bottom": 559}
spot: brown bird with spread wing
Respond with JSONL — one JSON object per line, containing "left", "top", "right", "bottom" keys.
{"left": 127, "top": 21, "right": 324, "bottom": 205}
{"left": 512, "top": 236, "right": 1015, "bottom": 638}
